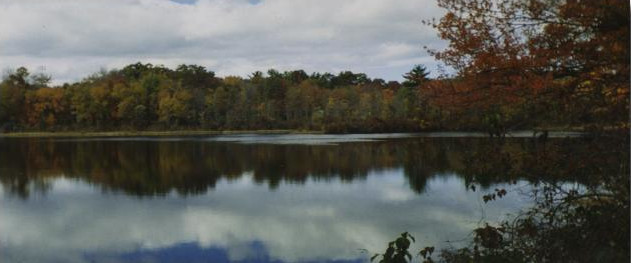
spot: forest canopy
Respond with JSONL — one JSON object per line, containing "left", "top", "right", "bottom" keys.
{"left": 0, "top": 64, "right": 435, "bottom": 133}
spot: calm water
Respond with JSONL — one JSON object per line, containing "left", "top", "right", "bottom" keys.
{"left": 0, "top": 133, "right": 585, "bottom": 263}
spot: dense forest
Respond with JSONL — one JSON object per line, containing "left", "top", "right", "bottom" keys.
{"left": 0, "top": 57, "right": 623, "bottom": 134}
{"left": 1, "top": 1, "right": 627, "bottom": 135}
{"left": 0, "top": 64, "right": 441, "bottom": 133}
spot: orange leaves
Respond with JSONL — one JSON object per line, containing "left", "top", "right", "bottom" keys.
{"left": 24, "top": 87, "right": 66, "bottom": 127}
{"left": 529, "top": 73, "right": 552, "bottom": 95}
{"left": 428, "top": 0, "right": 629, "bottom": 128}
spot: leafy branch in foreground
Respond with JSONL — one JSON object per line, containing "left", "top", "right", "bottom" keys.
{"left": 371, "top": 232, "right": 435, "bottom": 263}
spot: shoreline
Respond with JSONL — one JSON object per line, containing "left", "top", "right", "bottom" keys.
{"left": 0, "top": 129, "right": 592, "bottom": 138}
{"left": 0, "top": 129, "right": 324, "bottom": 138}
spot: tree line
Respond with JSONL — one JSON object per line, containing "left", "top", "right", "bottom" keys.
{"left": 0, "top": 64, "right": 438, "bottom": 133}
{"left": 0, "top": 61, "right": 614, "bottom": 134}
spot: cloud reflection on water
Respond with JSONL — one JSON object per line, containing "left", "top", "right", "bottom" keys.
{"left": 0, "top": 170, "right": 532, "bottom": 263}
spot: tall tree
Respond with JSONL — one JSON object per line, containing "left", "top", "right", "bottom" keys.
{"left": 402, "top": 65, "right": 430, "bottom": 88}
{"left": 0, "top": 68, "right": 30, "bottom": 128}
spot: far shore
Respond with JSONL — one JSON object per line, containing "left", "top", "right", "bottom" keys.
{"left": 0, "top": 127, "right": 594, "bottom": 138}
{"left": 0, "top": 129, "right": 325, "bottom": 138}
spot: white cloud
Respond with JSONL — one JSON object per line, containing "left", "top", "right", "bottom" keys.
{"left": 0, "top": 0, "right": 447, "bottom": 84}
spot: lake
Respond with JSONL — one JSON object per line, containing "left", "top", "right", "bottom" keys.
{"left": 0, "top": 133, "right": 590, "bottom": 263}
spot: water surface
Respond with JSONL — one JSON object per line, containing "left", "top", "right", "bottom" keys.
{"left": 0, "top": 134, "right": 587, "bottom": 262}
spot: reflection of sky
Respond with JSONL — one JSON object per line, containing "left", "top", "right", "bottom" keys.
{"left": 52, "top": 133, "right": 418, "bottom": 145}
{"left": 50, "top": 131, "right": 583, "bottom": 145}
{"left": 85, "top": 241, "right": 363, "bottom": 263}
{"left": 0, "top": 170, "right": 533, "bottom": 263}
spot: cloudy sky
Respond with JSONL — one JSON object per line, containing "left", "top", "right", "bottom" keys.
{"left": 0, "top": 0, "right": 446, "bottom": 84}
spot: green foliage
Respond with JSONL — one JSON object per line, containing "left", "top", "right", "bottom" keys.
{"left": 402, "top": 65, "right": 430, "bottom": 88}
{"left": 371, "top": 232, "right": 435, "bottom": 263}
{"left": 0, "top": 56, "right": 624, "bottom": 134}
{"left": 1, "top": 63, "right": 446, "bottom": 132}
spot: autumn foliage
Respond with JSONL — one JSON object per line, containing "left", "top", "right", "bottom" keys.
{"left": 0, "top": 64, "right": 433, "bottom": 133}
{"left": 424, "top": 0, "right": 629, "bottom": 133}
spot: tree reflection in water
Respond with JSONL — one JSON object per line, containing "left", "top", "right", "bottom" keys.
{"left": 0, "top": 136, "right": 618, "bottom": 199}
{"left": 0, "top": 136, "right": 598, "bottom": 198}
{"left": 375, "top": 135, "right": 629, "bottom": 262}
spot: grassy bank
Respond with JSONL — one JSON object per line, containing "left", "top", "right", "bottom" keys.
{"left": 0, "top": 129, "right": 323, "bottom": 138}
